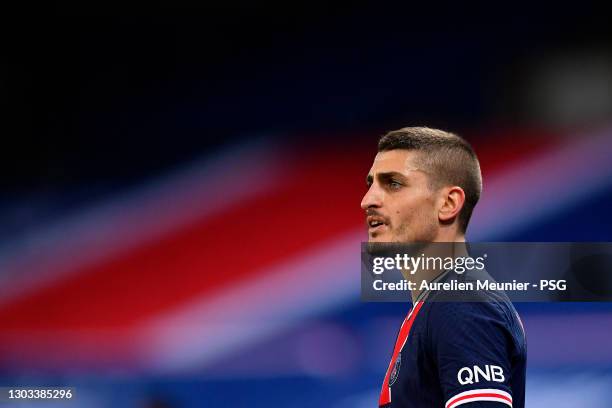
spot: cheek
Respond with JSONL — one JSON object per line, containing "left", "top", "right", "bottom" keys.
{"left": 389, "top": 207, "right": 414, "bottom": 230}
{"left": 394, "top": 197, "right": 437, "bottom": 225}
{"left": 391, "top": 207, "right": 406, "bottom": 223}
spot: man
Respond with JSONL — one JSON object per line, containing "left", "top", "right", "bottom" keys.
{"left": 361, "top": 127, "right": 526, "bottom": 408}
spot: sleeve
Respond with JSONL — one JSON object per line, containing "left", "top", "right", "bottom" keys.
{"left": 428, "top": 301, "right": 514, "bottom": 408}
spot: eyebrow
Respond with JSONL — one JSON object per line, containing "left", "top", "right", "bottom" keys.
{"left": 366, "top": 171, "right": 408, "bottom": 186}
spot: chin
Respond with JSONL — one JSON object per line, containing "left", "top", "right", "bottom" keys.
{"left": 368, "top": 233, "right": 391, "bottom": 242}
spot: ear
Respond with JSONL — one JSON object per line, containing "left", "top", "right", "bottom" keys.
{"left": 438, "top": 186, "right": 465, "bottom": 225}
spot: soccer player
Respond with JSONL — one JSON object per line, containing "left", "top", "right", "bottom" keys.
{"left": 361, "top": 127, "right": 526, "bottom": 408}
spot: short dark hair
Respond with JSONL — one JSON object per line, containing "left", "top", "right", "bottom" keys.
{"left": 378, "top": 126, "right": 482, "bottom": 233}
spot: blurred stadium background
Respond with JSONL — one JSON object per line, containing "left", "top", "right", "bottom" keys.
{"left": 1, "top": 4, "right": 612, "bottom": 407}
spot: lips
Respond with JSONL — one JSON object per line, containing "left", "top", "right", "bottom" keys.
{"left": 369, "top": 224, "right": 386, "bottom": 235}
{"left": 367, "top": 215, "right": 388, "bottom": 233}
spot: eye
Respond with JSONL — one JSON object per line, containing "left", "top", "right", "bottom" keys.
{"left": 389, "top": 180, "right": 402, "bottom": 190}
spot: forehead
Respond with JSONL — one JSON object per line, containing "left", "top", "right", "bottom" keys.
{"left": 369, "top": 149, "right": 423, "bottom": 174}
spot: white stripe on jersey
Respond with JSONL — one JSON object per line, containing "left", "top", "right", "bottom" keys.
{"left": 445, "top": 388, "right": 512, "bottom": 408}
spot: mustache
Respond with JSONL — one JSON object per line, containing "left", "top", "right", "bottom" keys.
{"left": 365, "top": 209, "right": 390, "bottom": 223}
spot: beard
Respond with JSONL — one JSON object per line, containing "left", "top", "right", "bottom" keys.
{"left": 393, "top": 218, "right": 438, "bottom": 244}
{"left": 365, "top": 219, "right": 438, "bottom": 257}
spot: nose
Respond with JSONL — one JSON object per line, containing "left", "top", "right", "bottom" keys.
{"left": 361, "top": 184, "right": 383, "bottom": 210}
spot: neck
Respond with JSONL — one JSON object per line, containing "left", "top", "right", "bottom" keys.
{"left": 402, "top": 235, "right": 467, "bottom": 304}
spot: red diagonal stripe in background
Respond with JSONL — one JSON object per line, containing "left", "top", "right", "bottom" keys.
{"left": 0, "top": 144, "right": 371, "bottom": 331}
{"left": 472, "top": 128, "right": 557, "bottom": 175}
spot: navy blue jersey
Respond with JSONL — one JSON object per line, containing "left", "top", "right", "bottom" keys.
{"left": 379, "top": 272, "right": 527, "bottom": 408}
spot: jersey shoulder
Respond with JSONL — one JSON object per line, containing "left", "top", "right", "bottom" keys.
{"left": 419, "top": 297, "right": 526, "bottom": 405}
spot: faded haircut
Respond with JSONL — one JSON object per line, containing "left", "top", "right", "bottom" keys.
{"left": 378, "top": 126, "right": 482, "bottom": 233}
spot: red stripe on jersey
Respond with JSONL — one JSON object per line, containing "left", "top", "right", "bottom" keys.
{"left": 447, "top": 392, "right": 512, "bottom": 408}
{"left": 379, "top": 300, "right": 424, "bottom": 406}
